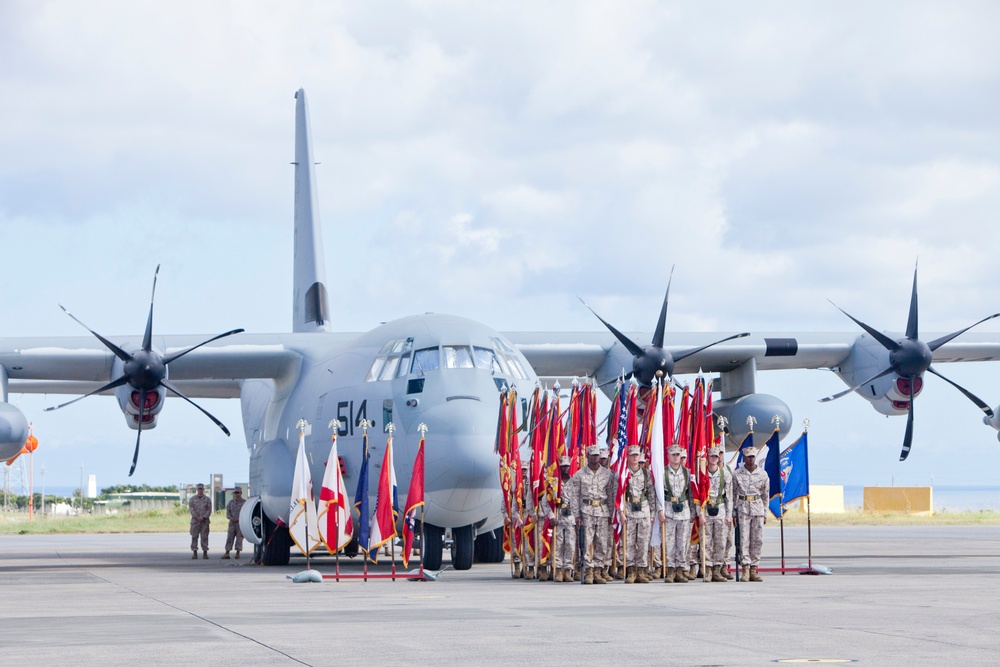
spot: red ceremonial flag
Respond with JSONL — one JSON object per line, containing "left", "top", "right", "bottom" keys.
{"left": 402, "top": 437, "right": 425, "bottom": 568}
{"left": 367, "top": 435, "right": 398, "bottom": 561}
{"left": 318, "top": 433, "right": 353, "bottom": 553}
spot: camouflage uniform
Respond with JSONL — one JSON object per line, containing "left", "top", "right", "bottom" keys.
{"left": 526, "top": 490, "right": 554, "bottom": 579}
{"left": 622, "top": 465, "right": 655, "bottom": 569}
{"left": 553, "top": 483, "right": 578, "bottom": 579}
{"left": 224, "top": 494, "right": 246, "bottom": 557}
{"left": 733, "top": 462, "right": 769, "bottom": 571}
{"left": 663, "top": 464, "right": 694, "bottom": 570}
{"left": 567, "top": 464, "right": 617, "bottom": 579}
{"left": 703, "top": 466, "right": 733, "bottom": 568}
{"left": 721, "top": 463, "right": 735, "bottom": 578}
{"left": 188, "top": 492, "right": 212, "bottom": 557}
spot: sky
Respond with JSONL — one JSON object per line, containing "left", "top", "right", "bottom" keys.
{"left": 3, "top": 1, "right": 1000, "bottom": 493}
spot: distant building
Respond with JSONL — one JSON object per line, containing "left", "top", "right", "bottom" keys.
{"left": 92, "top": 491, "right": 181, "bottom": 514}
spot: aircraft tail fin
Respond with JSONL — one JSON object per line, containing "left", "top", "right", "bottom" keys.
{"left": 291, "top": 88, "right": 331, "bottom": 333}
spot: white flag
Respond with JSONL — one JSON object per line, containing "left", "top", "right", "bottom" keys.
{"left": 288, "top": 429, "right": 320, "bottom": 555}
{"left": 317, "top": 435, "right": 353, "bottom": 553}
{"left": 649, "top": 381, "right": 667, "bottom": 547}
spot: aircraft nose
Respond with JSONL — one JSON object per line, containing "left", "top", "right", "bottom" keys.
{"left": 416, "top": 397, "right": 501, "bottom": 527}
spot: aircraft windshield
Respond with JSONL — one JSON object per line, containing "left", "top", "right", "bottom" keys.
{"left": 443, "top": 345, "right": 475, "bottom": 369}
{"left": 365, "top": 337, "right": 414, "bottom": 382}
{"left": 411, "top": 347, "right": 440, "bottom": 374}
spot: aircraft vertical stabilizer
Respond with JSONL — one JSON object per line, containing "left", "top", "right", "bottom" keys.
{"left": 292, "top": 88, "right": 332, "bottom": 333}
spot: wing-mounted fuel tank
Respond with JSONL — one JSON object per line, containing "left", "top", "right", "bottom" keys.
{"left": 833, "top": 334, "right": 918, "bottom": 416}
{"left": 714, "top": 393, "right": 792, "bottom": 447}
{"left": 0, "top": 403, "right": 29, "bottom": 460}
{"left": 0, "top": 366, "right": 29, "bottom": 458}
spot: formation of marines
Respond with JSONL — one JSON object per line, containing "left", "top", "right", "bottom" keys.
{"left": 504, "top": 440, "right": 769, "bottom": 584}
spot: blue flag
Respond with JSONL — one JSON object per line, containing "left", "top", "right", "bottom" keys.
{"left": 353, "top": 432, "right": 371, "bottom": 555}
{"left": 762, "top": 428, "right": 784, "bottom": 518}
{"left": 780, "top": 431, "right": 810, "bottom": 506}
{"left": 735, "top": 432, "right": 751, "bottom": 469}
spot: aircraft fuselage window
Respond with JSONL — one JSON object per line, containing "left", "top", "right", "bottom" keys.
{"left": 365, "top": 356, "right": 387, "bottom": 383}
{"left": 491, "top": 336, "right": 529, "bottom": 380}
{"left": 396, "top": 353, "right": 411, "bottom": 378}
{"left": 443, "top": 345, "right": 474, "bottom": 369}
{"left": 412, "top": 347, "right": 440, "bottom": 374}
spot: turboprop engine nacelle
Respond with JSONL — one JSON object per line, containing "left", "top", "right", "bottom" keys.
{"left": 984, "top": 409, "right": 1000, "bottom": 442}
{"left": 713, "top": 393, "right": 792, "bottom": 450}
{"left": 833, "top": 334, "right": 923, "bottom": 416}
{"left": 112, "top": 356, "right": 166, "bottom": 430}
{"left": 0, "top": 402, "right": 29, "bottom": 460}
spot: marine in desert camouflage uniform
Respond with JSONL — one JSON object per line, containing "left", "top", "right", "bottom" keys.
{"left": 733, "top": 444, "right": 769, "bottom": 582}
{"left": 567, "top": 445, "right": 617, "bottom": 584}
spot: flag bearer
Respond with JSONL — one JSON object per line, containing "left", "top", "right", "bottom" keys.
{"left": 569, "top": 445, "right": 617, "bottom": 584}
{"left": 552, "top": 456, "right": 577, "bottom": 582}
{"left": 660, "top": 445, "right": 694, "bottom": 582}
{"left": 622, "top": 446, "right": 654, "bottom": 583}
{"left": 733, "top": 444, "right": 769, "bottom": 582}
{"left": 702, "top": 447, "right": 733, "bottom": 582}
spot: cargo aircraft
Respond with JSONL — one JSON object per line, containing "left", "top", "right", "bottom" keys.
{"left": 4, "top": 89, "right": 1000, "bottom": 569}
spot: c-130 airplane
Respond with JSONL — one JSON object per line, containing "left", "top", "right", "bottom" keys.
{"left": 3, "top": 89, "right": 1000, "bottom": 569}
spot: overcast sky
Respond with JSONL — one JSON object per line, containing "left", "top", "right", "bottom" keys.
{"left": 3, "top": 1, "right": 1000, "bottom": 493}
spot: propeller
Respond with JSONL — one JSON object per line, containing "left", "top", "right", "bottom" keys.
{"left": 45, "top": 266, "right": 245, "bottom": 475}
{"left": 581, "top": 268, "right": 750, "bottom": 388}
{"left": 821, "top": 263, "right": 999, "bottom": 461}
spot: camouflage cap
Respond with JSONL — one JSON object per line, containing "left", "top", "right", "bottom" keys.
{"left": 558, "top": 456, "right": 571, "bottom": 466}
{"left": 667, "top": 444, "right": 683, "bottom": 455}
{"left": 586, "top": 445, "right": 601, "bottom": 456}
{"left": 627, "top": 445, "right": 641, "bottom": 455}
{"left": 741, "top": 445, "right": 758, "bottom": 457}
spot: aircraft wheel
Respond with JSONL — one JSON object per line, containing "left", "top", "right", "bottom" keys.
{"left": 261, "top": 516, "right": 291, "bottom": 566}
{"left": 452, "top": 524, "right": 474, "bottom": 570}
{"left": 423, "top": 523, "right": 444, "bottom": 571}
{"left": 474, "top": 528, "right": 505, "bottom": 563}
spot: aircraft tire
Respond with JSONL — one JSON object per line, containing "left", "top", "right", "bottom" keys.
{"left": 261, "top": 519, "right": 292, "bottom": 566}
{"left": 452, "top": 524, "right": 474, "bottom": 571}
{"left": 474, "top": 528, "right": 505, "bottom": 563}
{"left": 423, "top": 523, "right": 444, "bottom": 571}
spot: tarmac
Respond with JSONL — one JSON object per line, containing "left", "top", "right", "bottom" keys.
{"left": 2, "top": 525, "right": 998, "bottom": 666}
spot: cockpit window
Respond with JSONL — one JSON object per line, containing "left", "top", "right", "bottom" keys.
{"left": 365, "top": 337, "right": 414, "bottom": 383}
{"left": 473, "top": 346, "right": 503, "bottom": 373}
{"left": 443, "top": 345, "right": 474, "bottom": 369}
{"left": 411, "top": 347, "right": 440, "bottom": 374}
{"left": 492, "top": 336, "right": 529, "bottom": 380}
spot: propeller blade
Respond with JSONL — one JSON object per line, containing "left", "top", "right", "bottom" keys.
{"left": 142, "top": 265, "right": 160, "bottom": 352}
{"left": 59, "top": 305, "right": 132, "bottom": 362}
{"left": 578, "top": 297, "right": 643, "bottom": 357}
{"left": 651, "top": 266, "right": 675, "bottom": 348}
{"left": 161, "top": 379, "right": 231, "bottom": 436}
{"left": 926, "top": 313, "right": 1000, "bottom": 352}
{"left": 819, "top": 366, "right": 897, "bottom": 403}
{"left": 672, "top": 332, "right": 751, "bottom": 365}
{"left": 129, "top": 388, "right": 146, "bottom": 477}
{"left": 44, "top": 375, "right": 130, "bottom": 411}
{"left": 900, "top": 381, "right": 915, "bottom": 461}
{"left": 828, "top": 300, "right": 899, "bottom": 352}
{"left": 927, "top": 366, "right": 995, "bottom": 418}
{"left": 162, "top": 328, "right": 245, "bottom": 365}
{"left": 905, "top": 264, "right": 919, "bottom": 340}
{"left": 598, "top": 371, "right": 632, "bottom": 389}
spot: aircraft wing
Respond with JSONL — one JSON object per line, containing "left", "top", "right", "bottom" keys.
{"left": 506, "top": 331, "right": 1000, "bottom": 379}
{"left": 0, "top": 333, "right": 354, "bottom": 399}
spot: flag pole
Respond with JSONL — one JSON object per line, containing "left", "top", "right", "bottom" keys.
{"left": 360, "top": 418, "right": 372, "bottom": 583}
{"left": 332, "top": 421, "right": 341, "bottom": 582}
{"left": 780, "top": 509, "right": 785, "bottom": 574}
{"left": 804, "top": 421, "right": 812, "bottom": 571}
{"left": 388, "top": 422, "right": 397, "bottom": 582}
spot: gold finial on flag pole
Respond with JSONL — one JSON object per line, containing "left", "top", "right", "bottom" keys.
{"left": 746, "top": 415, "right": 756, "bottom": 432}
{"left": 802, "top": 419, "right": 810, "bottom": 432}
{"left": 418, "top": 423, "right": 428, "bottom": 437}
{"left": 772, "top": 414, "right": 782, "bottom": 428}
{"left": 359, "top": 419, "right": 372, "bottom": 435}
